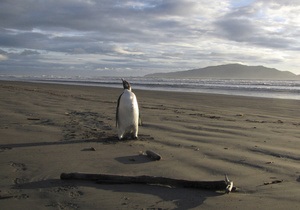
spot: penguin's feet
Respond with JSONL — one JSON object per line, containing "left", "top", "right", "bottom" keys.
{"left": 118, "top": 131, "right": 138, "bottom": 140}
{"left": 118, "top": 134, "right": 123, "bottom": 140}
{"left": 130, "top": 132, "right": 138, "bottom": 140}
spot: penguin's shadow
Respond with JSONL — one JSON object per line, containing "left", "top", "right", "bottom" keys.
{"left": 115, "top": 155, "right": 152, "bottom": 164}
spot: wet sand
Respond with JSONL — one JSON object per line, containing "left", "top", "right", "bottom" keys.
{"left": 0, "top": 81, "right": 299, "bottom": 209}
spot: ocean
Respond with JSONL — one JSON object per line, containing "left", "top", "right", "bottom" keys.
{"left": 1, "top": 76, "right": 300, "bottom": 100}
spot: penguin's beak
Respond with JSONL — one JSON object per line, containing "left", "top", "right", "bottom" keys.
{"left": 122, "top": 79, "right": 131, "bottom": 90}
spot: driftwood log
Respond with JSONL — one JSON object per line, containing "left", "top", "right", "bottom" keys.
{"left": 60, "top": 172, "right": 234, "bottom": 193}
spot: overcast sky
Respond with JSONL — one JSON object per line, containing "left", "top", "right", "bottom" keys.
{"left": 0, "top": 0, "right": 299, "bottom": 77}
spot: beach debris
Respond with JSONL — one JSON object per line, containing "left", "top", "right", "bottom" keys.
{"left": 0, "top": 146, "right": 12, "bottom": 152}
{"left": 263, "top": 180, "right": 283, "bottom": 185}
{"left": 0, "top": 195, "right": 14, "bottom": 199}
{"left": 27, "top": 117, "right": 40, "bottom": 121}
{"left": 81, "top": 147, "right": 96, "bottom": 151}
{"left": 209, "top": 115, "right": 220, "bottom": 119}
{"left": 0, "top": 190, "right": 14, "bottom": 200}
{"left": 225, "top": 175, "right": 234, "bottom": 193}
{"left": 145, "top": 150, "right": 162, "bottom": 161}
{"left": 60, "top": 172, "right": 235, "bottom": 193}
{"left": 138, "top": 150, "right": 162, "bottom": 161}
{"left": 190, "top": 145, "right": 200, "bottom": 151}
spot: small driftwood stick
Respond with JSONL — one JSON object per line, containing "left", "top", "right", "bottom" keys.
{"left": 27, "top": 117, "right": 40, "bottom": 121}
{"left": 60, "top": 172, "right": 232, "bottom": 192}
{"left": 263, "top": 179, "right": 283, "bottom": 185}
{"left": 0, "top": 195, "right": 14, "bottom": 200}
{"left": 145, "top": 150, "right": 162, "bottom": 161}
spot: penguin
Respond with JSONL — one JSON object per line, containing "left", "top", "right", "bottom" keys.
{"left": 116, "top": 79, "right": 139, "bottom": 140}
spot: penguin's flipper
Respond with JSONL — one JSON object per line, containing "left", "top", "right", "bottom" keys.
{"left": 116, "top": 93, "right": 123, "bottom": 127}
{"left": 138, "top": 112, "right": 142, "bottom": 126}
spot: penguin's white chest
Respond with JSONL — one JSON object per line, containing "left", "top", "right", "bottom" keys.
{"left": 119, "top": 91, "right": 138, "bottom": 114}
{"left": 117, "top": 90, "right": 139, "bottom": 139}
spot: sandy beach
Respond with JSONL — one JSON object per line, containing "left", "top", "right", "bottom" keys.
{"left": 0, "top": 80, "right": 299, "bottom": 210}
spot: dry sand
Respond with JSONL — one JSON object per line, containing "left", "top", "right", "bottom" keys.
{"left": 0, "top": 81, "right": 299, "bottom": 210}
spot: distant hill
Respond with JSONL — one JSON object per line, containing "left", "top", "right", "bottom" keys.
{"left": 145, "top": 64, "right": 300, "bottom": 80}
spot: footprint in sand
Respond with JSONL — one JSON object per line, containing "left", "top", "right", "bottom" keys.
{"left": 14, "top": 177, "right": 29, "bottom": 185}
{"left": 10, "top": 162, "right": 27, "bottom": 171}
{"left": 63, "top": 110, "right": 113, "bottom": 140}
{"left": 0, "top": 146, "right": 12, "bottom": 152}
{"left": 14, "top": 193, "right": 29, "bottom": 199}
{"left": 69, "top": 190, "right": 84, "bottom": 198}
{"left": 50, "top": 185, "right": 84, "bottom": 199}
{"left": 46, "top": 201, "right": 79, "bottom": 209}
{"left": 50, "top": 185, "right": 78, "bottom": 193}
{"left": 46, "top": 186, "right": 82, "bottom": 209}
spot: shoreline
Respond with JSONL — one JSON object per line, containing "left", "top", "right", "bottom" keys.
{"left": 2, "top": 77, "right": 299, "bottom": 100}
{"left": 1, "top": 81, "right": 299, "bottom": 209}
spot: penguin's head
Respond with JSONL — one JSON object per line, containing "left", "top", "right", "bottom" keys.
{"left": 122, "top": 79, "right": 131, "bottom": 91}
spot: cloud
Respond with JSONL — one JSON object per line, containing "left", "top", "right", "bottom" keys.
{"left": 214, "top": 1, "right": 300, "bottom": 51}
{"left": 112, "top": 45, "right": 144, "bottom": 55}
{"left": 0, "top": 54, "right": 8, "bottom": 61}
{"left": 20, "top": 50, "right": 40, "bottom": 56}
{"left": 0, "top": 0, "right": 299, "bottom": 76}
